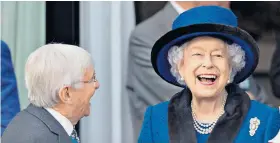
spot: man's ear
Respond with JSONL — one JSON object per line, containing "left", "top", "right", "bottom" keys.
{"left": 58, "top": 87, "right": 71, "bottom": 104}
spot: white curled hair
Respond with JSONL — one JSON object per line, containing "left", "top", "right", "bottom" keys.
{"left": 25, "top": 43, "right": 93, "bottom": 108}
{"left": 168, "top": 39, "right": 246, "bottom": 85}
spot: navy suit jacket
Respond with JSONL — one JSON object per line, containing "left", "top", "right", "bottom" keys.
{"left": 1, "top": 41, "right": 20, "bottom": 135}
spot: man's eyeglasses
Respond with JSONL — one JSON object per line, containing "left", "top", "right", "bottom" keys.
{"left": 83, "top": 73, "right": 97, "bottom": 83}
{"left": 71, "top": 73, "right": 97, "bottom": 86}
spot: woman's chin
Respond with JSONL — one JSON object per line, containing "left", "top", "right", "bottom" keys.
{"left": 196, "top": 93, "right": 217, "bottom": 99}
{"left": 193, "top": 88, "right": 220, "bottom": 99}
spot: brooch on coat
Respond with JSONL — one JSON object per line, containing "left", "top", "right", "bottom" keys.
{"left": 249, "top": 117, "right": 260, "bottom": 136}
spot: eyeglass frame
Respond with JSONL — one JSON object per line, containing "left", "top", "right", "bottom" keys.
{"left": 70, "top": 72, "right": 97, "bottom": 86}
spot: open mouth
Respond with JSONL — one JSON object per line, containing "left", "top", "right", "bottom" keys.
{"left": 197, "top": 74, "right": 217, "bottom": 85}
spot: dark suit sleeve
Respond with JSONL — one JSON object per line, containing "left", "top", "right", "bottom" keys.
{"left": 138, "top": 106, "right": 153, "bottom": 143}
{"left": 270, "top": 33, "right": 280, "bottom": 98}
{"left": 1, "top": 41, "right": 21, "bottom": 135}
{"left": 264, "top": 108, "right": 280, "bottom": 142}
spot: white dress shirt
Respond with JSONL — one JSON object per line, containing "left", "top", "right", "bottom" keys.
{"left": 170, "top": 1, "right": 185, "bottom": 14}
{"left": 45, "top": 108, "right": 73, "bottom": 136}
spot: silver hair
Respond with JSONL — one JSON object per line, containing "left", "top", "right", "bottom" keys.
{"left": 25, "top": 44, "right": 93, "bottom": 108}
{"left": 168, "top": 38, "right": 246, "bottom": 85}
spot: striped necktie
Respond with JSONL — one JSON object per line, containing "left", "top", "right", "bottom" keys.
{"left": 70, "top": 128, "right": 80, "bottom": 143}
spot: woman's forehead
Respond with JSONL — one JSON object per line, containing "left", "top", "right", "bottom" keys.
{"left": 185, "top": 37, "right": 227, "bottom": 51}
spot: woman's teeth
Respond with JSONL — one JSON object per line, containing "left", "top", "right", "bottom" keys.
{"left": 197, "top": 75, "right": 217, "bottom": 82}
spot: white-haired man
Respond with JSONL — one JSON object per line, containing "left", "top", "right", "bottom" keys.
{"left": 2, "top": 44, "right": 99, "bottom": 143}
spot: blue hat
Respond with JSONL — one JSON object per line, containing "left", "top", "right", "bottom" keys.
{"left": 151, "top": 6, "right": 259, "bottom": 87}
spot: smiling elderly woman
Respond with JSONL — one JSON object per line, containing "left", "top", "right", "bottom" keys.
{"left": 138, "top": 6, "right": 280, "bottom": 143}
{"left": 2, "top": 44, "right": 99, "bottom": 143}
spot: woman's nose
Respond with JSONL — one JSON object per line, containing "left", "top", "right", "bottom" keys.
{"left": 202, "top": 55, "right": 214, "bottom": 68}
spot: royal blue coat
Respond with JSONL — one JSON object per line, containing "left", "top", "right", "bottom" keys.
{"left": 138, "top": 84, "right": 280, "bottom": 143}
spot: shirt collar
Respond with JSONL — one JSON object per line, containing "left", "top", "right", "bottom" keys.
{"left": 170, "top": 1, "right": 185, "bottom": 14}
{"left": 45, "top": 107, "right": 73, "bottom": 136}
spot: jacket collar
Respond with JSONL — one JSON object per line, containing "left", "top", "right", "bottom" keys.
{"left": 168, "top": 83, "right": 251, "bottom": 143}
{"left": 25, "top": 104, "right": 72, "bottom": 143}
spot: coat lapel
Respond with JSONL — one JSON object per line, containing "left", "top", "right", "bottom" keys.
{"left": 207, "top": 84, "right": 251, "bottom": 143}
{"left": 25, "top": 104, "right": 72, "bottom": 143}
{"left": 168, "top": 88, "right": 197, "bottom": 143}
{"left": 168, "top": 84, "right": 251, "bottom": 143}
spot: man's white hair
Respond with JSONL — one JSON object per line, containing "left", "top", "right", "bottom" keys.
{"left": 168, "top": 38, "right": 246, "bottom": 85}
{"left": 25, "top": 44, "right": 93, "bottom": 107}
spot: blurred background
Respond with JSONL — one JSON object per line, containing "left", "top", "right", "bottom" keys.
{"left": 1, "top": 1, "right": 280, "bottom": 143}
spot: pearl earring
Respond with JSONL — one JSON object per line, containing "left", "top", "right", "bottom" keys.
{"left": 227, "top": 79, "right": 230, "bottom": 84}
{"left": 180, "top": 77, "right": 184, "bottom": 81}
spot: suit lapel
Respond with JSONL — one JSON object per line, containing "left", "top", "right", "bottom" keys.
{"left": 25, "top": 104, "right": 72, "bottom": 143}
{"left": 168, "top": 84, "right": 251, "bottom": 143}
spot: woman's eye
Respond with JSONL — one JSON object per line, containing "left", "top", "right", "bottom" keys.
{"left": 192, "top": 53, "right": 202, "bottom": 56}
{"left": 214, "top": 54, "right": 223, "bottom": 58}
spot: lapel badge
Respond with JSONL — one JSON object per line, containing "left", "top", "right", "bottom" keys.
{"left": 249, "top": 117, "right": 260, "bottom": 136}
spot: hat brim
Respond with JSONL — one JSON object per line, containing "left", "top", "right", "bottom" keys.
{"left": 151, "top": 23, "right": 259, "bottom": 87}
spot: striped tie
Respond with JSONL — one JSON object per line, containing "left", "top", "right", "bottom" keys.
{"left": 70, "top": 128, "right": 80, "bottom": 143}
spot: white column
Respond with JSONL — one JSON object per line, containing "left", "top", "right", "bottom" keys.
{"left": 80, "top": 1, "right": 135, "bottom": 143}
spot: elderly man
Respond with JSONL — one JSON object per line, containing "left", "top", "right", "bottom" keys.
{"left": 2, "top": 44, "right": 99, "bottom": 143}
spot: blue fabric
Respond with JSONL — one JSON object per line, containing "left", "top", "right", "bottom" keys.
{"left": 154, "top": 6, "right": 258, "bottom": 85}
{"left": 138, "top": 101, "right": 280, "bottom": 143}
{"left": 172, "top": 6, "right": 237, "bottom": 29}
{"left": 71, "top": 138, "right": 78, "bottom": 143}
{"left": 1, "top": 41, "right": 20, "bottom": 135}
{"left": 196, "top": 132, "right": 209, "bottom": 143}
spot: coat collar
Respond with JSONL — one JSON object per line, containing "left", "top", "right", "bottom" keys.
{"left": 25, "top": 104, "right": 72, "bottom": 143}
{"left": 168, "top": 83, "right": 251, "bottom": 143}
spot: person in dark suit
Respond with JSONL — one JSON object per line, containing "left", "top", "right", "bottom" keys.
{"left": 270, "top": 33, "right": 280, "bottom": 99}
{"left": 1, "top": 40, "right": 21, "bottom": 135}
{"left": 2, "top": 44, "right": 100, "bottom": 143}
{"left": 127, "top": 1, "right": 268, "bottom": 141}
{"left": 138, "top": 6, "right": 279, "bottom": 143}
